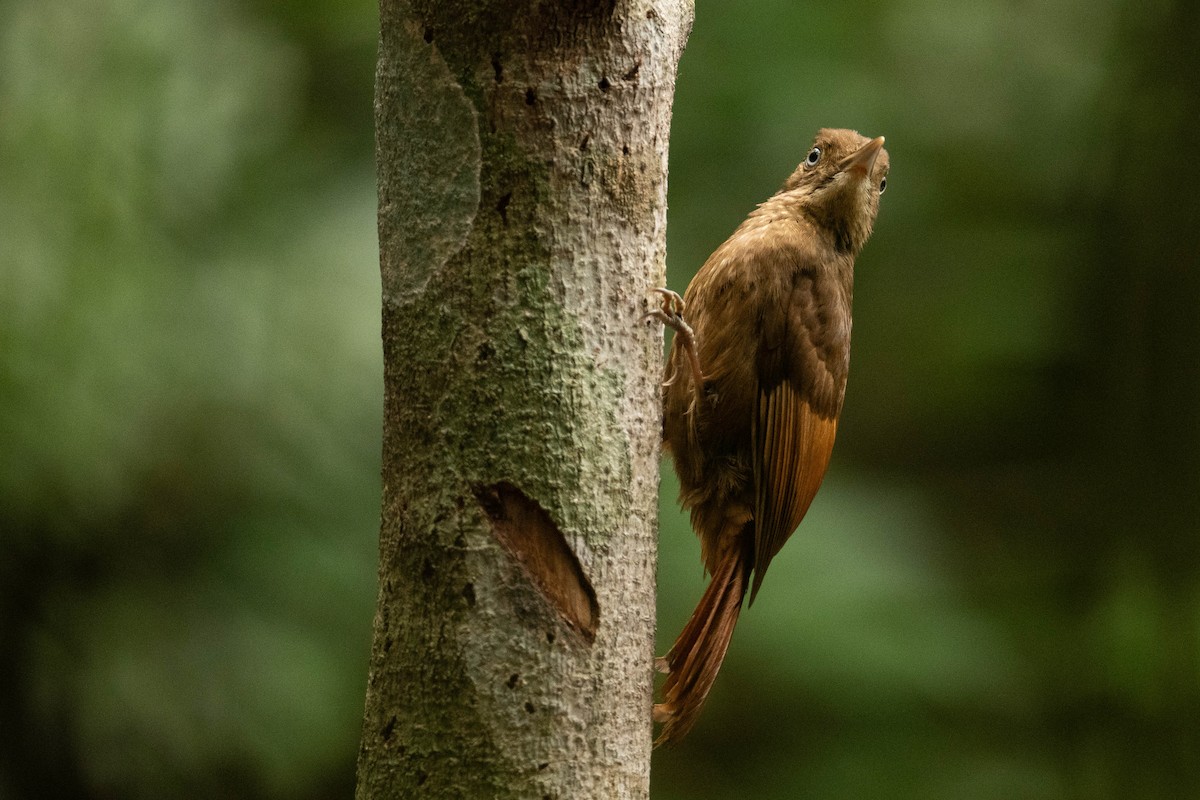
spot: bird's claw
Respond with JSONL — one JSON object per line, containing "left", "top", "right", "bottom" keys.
{"left": 642, "top": 287, "right": 690, "bottom": 335}
{"left": 652, "top": 287, "right": 686, "bottom": 318}
{"left": 644, "top": 286, "right": 706, "bottom": 404}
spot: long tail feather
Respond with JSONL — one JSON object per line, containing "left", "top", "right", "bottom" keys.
{"left": 653, "top": 546, "right": 749, "bottom": 745}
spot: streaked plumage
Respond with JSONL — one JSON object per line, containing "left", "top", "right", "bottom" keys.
{"left": 653, "top": 129, "right": 889, "bottom": 743}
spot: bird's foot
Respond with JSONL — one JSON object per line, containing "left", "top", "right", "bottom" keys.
{"left": 645, "top": 287, "right": 705, "bottom": 397}
{"left": 643, "top": 288, "right": 689, "bottom": 332}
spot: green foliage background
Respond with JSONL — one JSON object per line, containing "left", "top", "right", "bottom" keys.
{"left": 2, "top": 0, "right": 1197, "bottom": 798}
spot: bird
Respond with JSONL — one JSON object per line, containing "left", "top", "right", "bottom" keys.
{"left": 646, "top": 128, "right": 889, "bottom": 744}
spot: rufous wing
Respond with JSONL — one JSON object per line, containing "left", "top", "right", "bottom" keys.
{"left": 749, "top": 383, "right": 838, "bottom": 603}
{"left": 749, "top": 256, "right": 850, "bottom": 603}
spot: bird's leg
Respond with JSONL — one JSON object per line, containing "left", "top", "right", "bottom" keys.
{"left": 644, "top": 288, "right": 705, "bottom": 406}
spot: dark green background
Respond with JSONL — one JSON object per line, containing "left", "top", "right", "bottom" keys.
{"left": 3, "top": 0, "right": 1198, "bottom": 797}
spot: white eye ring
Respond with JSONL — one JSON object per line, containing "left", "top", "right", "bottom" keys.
{"left": 805, "top": 146, "right": 821, "bottom": 166}
{"left": 879, "top": 177, "right": 888, "bottom": 194}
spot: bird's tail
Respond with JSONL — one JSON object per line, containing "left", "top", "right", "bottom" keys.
{"left": 653, "top": 543, "right": 750, "bottom": 745}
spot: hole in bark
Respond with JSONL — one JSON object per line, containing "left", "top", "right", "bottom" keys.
{"left": 525, "top": 88, "right": 537, "bottom": 106}
{"left": 537, "top": 762, "right": 550, "bottom": 771}
{"left": 623, "top": 62, "right": 640, "bottom": 81}
{"left": 507, "top": 673, "right": 520, "bottom": 689}
{"left": 524, "top": 701, "right": 536, "bottom": 714}
{"left": 462, "top": 583, "right": 476, "bottom": 607}
{"left": 491, "top": 56, "right": 503, "bottom": 83}
{"left": 477, "top": 342, "right": 495, "bottom": 364}
{"left": 598, "top": 76, "right": 611, "bottom": 92}
{"left": 496, "top": 192, "right": 511, "bottom": 225}
{"left": 473, "top": 482, "right": 599, "bottom": 643}
{"left": 382, "top": 715, "right": 396, "bottom": 741}
{"left": 422, "top": 28, "right": 433, "bottom": 43}
{"left": 622, "top": 144, "right": 630, "bottom": 156}
{"left": 546, "top": 631, "right": 556, "bottom": 644}
{"left": 383, "top": 636, "right": 393, "bottom": 652}
{"left": 579, "top": 134, "right": 590, "bottom": 151}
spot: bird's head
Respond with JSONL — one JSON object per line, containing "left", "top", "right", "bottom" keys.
{"left": 782, "top": 128, "right": 889, "bottom": 255}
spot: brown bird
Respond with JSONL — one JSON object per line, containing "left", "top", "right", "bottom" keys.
{"left": 648, "top": 128, "right": 889, "bottom": 744}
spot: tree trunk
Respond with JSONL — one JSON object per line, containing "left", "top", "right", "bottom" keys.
{"left": 356, "top": 2, "right": 692, "bottom": 798}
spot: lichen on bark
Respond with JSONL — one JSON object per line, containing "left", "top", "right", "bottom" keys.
{"left": 357, "top": 2, "right": 692, "bottom": 798}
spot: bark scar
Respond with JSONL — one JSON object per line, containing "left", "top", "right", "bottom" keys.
{"left": 474, "top": 482, "right": 599, "bottom": 643}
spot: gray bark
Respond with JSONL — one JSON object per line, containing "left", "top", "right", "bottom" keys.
{"left": 356, "top": 2, "right": 692, "bottom": 799}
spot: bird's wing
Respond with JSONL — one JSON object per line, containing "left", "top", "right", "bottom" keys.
{"left": 749, "top": 254, "right": 850, "bottom": 604}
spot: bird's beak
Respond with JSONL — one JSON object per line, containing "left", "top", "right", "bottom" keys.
{"left": 839, "top": 136, "right": 885, "bottom": 177}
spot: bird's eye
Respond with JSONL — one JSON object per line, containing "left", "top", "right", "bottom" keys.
{"left": 805, "top": 147, "right": 821, "bottom": 166}
{"left": 879, "top": 177, "right": 887, "bottom": 194}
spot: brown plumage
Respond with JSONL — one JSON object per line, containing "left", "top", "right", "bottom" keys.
{"left": 649, "top": 129, "right": 890, "bottom": 744}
